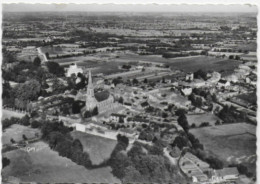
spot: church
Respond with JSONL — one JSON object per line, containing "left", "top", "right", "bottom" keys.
{"left": 79, "top": 70, "right": 120, "bottom": 115}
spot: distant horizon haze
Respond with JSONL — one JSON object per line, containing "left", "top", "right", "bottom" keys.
{"left": 2, "top": 4, "right": 258, "bottom": 13}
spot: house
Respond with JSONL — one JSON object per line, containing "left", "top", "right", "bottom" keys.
{"left": 212, "top": 167, "right": 239, "bottom": 182}
{"left": 181, "top": 87, "right": 192, "bottom": 96}
{"left": 127, "top": 117, "right": 149, "bottom": 125}
{"left": 118, "top": 128, "right": 139, "bottom": 139}
{"left": 185, "top": 72, "right": 194, "bottom": 81}
{"left": 110, "top": 113, "right": 127, "bottom": 123}
{"left": 66, "top": 63, "right": 83, "bottom": 77}
{"left": 217, "top": 79, "right": 231, "bottom": 88}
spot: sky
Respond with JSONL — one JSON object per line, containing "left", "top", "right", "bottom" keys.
{"left": 2, "top": 3, "right": 258, "bottom": 13}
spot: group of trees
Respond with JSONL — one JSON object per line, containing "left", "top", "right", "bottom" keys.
{"left": 45, "top": 62, "right": 65, "bottom": 77}
{"left": 84, "top": 107, "right": 98, "bottom": 118}
{"left": 108, "top": 139, "right": 181, "bottom": 183}
{"left": 2, "top": 115, "right": 30, "bottom": 130}
{"left": 188, "top": 94, "right": 203, "bottom": 108}
{"left": 41, "top": 121, "right": 93, "bottom": 168}
{"left": 194, "top": 69, "right": 207, "bottom": 80}
{"left": 218, "top": 105, "right": 247, "bottom": 123}
{"left": 177, "top": 113, "right": 189, "bottom": 132}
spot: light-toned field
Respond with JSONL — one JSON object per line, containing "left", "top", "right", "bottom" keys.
{"left": 71, "top": 131, "right": 117, "bottom": 165}
{"left": 190, "top": 123, "right": 256, "bottom": 174}
{"left": 2, "top": 124, "right": 41, "bottom": 145}
{"left": 2, "top": 109, "right": 26, "bottom": 120}
{"left": 2, "top": 141, "right": 120, "bottom": 183}
{"left": 187, "top": 113, "right": 221, "bottom": 127}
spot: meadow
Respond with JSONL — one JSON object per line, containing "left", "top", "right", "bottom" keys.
{"left": 186, "top": 113, "right": 221, "bottom": 127}
{"left": 115, "top": 53, "right": 241, "bottom": 74}
{"left": 2, "top": 124, "right": 41, "bottom": 145}
{"left": 2, "top": 141, "right": 120, "bottom": 183}
{"left": 190, "top": 123, "right": 256, "bottom": 174}
{"left": 70, "top": 131, "right": 117, "bottom": 165}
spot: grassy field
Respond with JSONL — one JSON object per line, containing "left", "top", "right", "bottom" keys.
{"left": 190, "top": 123, "right": 256, "bottom": 174}
{"left": 115, "top": 53, "right": 241, "bottom": 74}
{"left": 70, "top": 131, "right": 117, "bottom": 165}
{"left": 2, "top": 124, "right": 41, "bottom": 145}
{"left": 2, "top": 141, "right": 120, "bottom": 183}
{"left": 2, "top": 109, "right": 26, "bottom": 120}
{"left": 167, "top": 56, "right": 242, "bottom": 73}
{"left": 187, "top": 113, "right": 221, "bottom": 127}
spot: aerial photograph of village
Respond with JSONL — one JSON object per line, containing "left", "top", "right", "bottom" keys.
{"left": 1, "top": 3, "right": 258, "bottom": 184}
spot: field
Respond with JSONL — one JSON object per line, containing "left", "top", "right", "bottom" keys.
{"left": 236, "top": 92, "right": 257, "bottom": 105}
{"left": 186, "top": 113, "right": 221, "bottom": 127}
{"left": 71, "top": 131, "right": 117, "bottom": 165}
{"left": 2, "top": 141, "right": 120, "bottom": 183}
{"left": 2, "top": 124, "right": 41, "bottom": 145}
{"left": 115, "top": 53, "right": 241, "bottom": 74}
{"left": 2, "top": 109, "right": 26, "bottom": 120}
{"left": 190, "top": 123, "right": 256, "bottom": 174}
{"left": 51, "top": 55, "right": 125, "bottom": 75}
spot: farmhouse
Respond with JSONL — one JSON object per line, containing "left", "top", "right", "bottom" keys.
{"left": 66, "top": 63, "right": 83, "bottom": 77}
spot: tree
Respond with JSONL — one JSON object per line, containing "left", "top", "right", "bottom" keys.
{"left": 14, "top": 79, "right": 41, "bottom": 101}
{"left": 22, "top": 134, "right": 28, "bottom": 140}
{"left": 194, "top": 69, "right": 207, "bottom": 80}
{"left": 33, "top": 57, "right": 41, "bottom": 66}
{"left": 10, "top": 138, "right": 15, "bottom": 144}
{"left": 45, "top": 52, "right": 50, "bottom": 59}
{"left": 118, "top": 96, "right": 124, "bottom": 104}
{"left": 177, "top": 114, "right": 189, "bottom": 132}
{"left": 92, "top": 106, "right": 98, "bottom": 116}
{"left": 172, "top": 135, "right": 189, "bottom": 149}
{"left": 143, "top": 78, "right": 148, "bottom": 83}
{"left": 19, "top": 115, "right": 30, "bottom": 126}
{"left": 31, "top": 120, "right": 42, "bottom": 128}
{"left": 52, "top": 78, "right": 67, "bottom": 94}
{"left": 72, "top": 139, "right": 83, "bottom": 152}
{"left": 175, "top": 109, "right": 187, "bottom": 116}
{"left": 46, "top": 62, "right": 64, "bottom": 76}
{"left": 2, "top": 157, "right": 10, "bottom": 168}
{"left": 117, "top": 134, "right": 129, "bottom": 147}
{"left": 132, "top": 78, "right": 139, "bottom": 85}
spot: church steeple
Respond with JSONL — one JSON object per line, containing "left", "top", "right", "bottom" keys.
{"left": 85, "top": 69, "right": 97, "bottom": 111}
{"left": 87, "top": 70, "right": 94, "bottom": 97}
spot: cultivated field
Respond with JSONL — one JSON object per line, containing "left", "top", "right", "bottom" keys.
{"left": 190, "top": 123, "right": 256, "bottom": 174}
{"left": 2, "top": 124, "right": 41, "bottom": 145}
{"left": 2, "top": 141, "right": 120, "bottom": 183}
{"left": 71, "top": 131, "right": 117, "bottom": 165}
{"left": 186, "top": 113, "right": 222, "bottom": 127}
{"left": 115, "top": 53, "right": 241, "bottom": 74}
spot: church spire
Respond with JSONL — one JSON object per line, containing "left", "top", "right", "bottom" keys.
{"left": 87, "top": 69, "right": 94, "bottom": 97}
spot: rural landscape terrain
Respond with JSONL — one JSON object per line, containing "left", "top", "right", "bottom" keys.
{"left": 1, "top": 4, "right": 257, "bottom": 184}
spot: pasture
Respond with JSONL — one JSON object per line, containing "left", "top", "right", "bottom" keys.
{"left": 186, "top": 113, "right": 221, "bottom": 127}
{"left": 190, "top": 123, "right": 256, "bottom": 174}
{"left": 71, "top": 131, "right": 117, "bottom": 165}
{"left": 2, "top": 141, "right": 120, "bottom": 183}
{"left": 115, "top": 53, "right": 241, "bottom": 74}
{"left": 2, "top": 124, "right": 41, "bottom": 145}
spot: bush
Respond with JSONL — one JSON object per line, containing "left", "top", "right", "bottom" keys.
{"left": 31, "top": 120, "right": 42, "bottom": 128}
{"left": 200, "top": 122, "right": 209, "bottom": 127}
{"left": 2, "top": 157, "right": 10, "bottom": 168}
{"left": 19, "top": 115, "right": 30, "bottom": 126}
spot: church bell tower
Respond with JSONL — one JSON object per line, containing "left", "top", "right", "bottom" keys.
{"left": 85, "top": 70, "right": 97, "bottom": 111}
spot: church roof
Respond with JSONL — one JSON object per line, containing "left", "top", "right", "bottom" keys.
{"left": 95, "top": 90, "right": 110, "bottom": 102}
